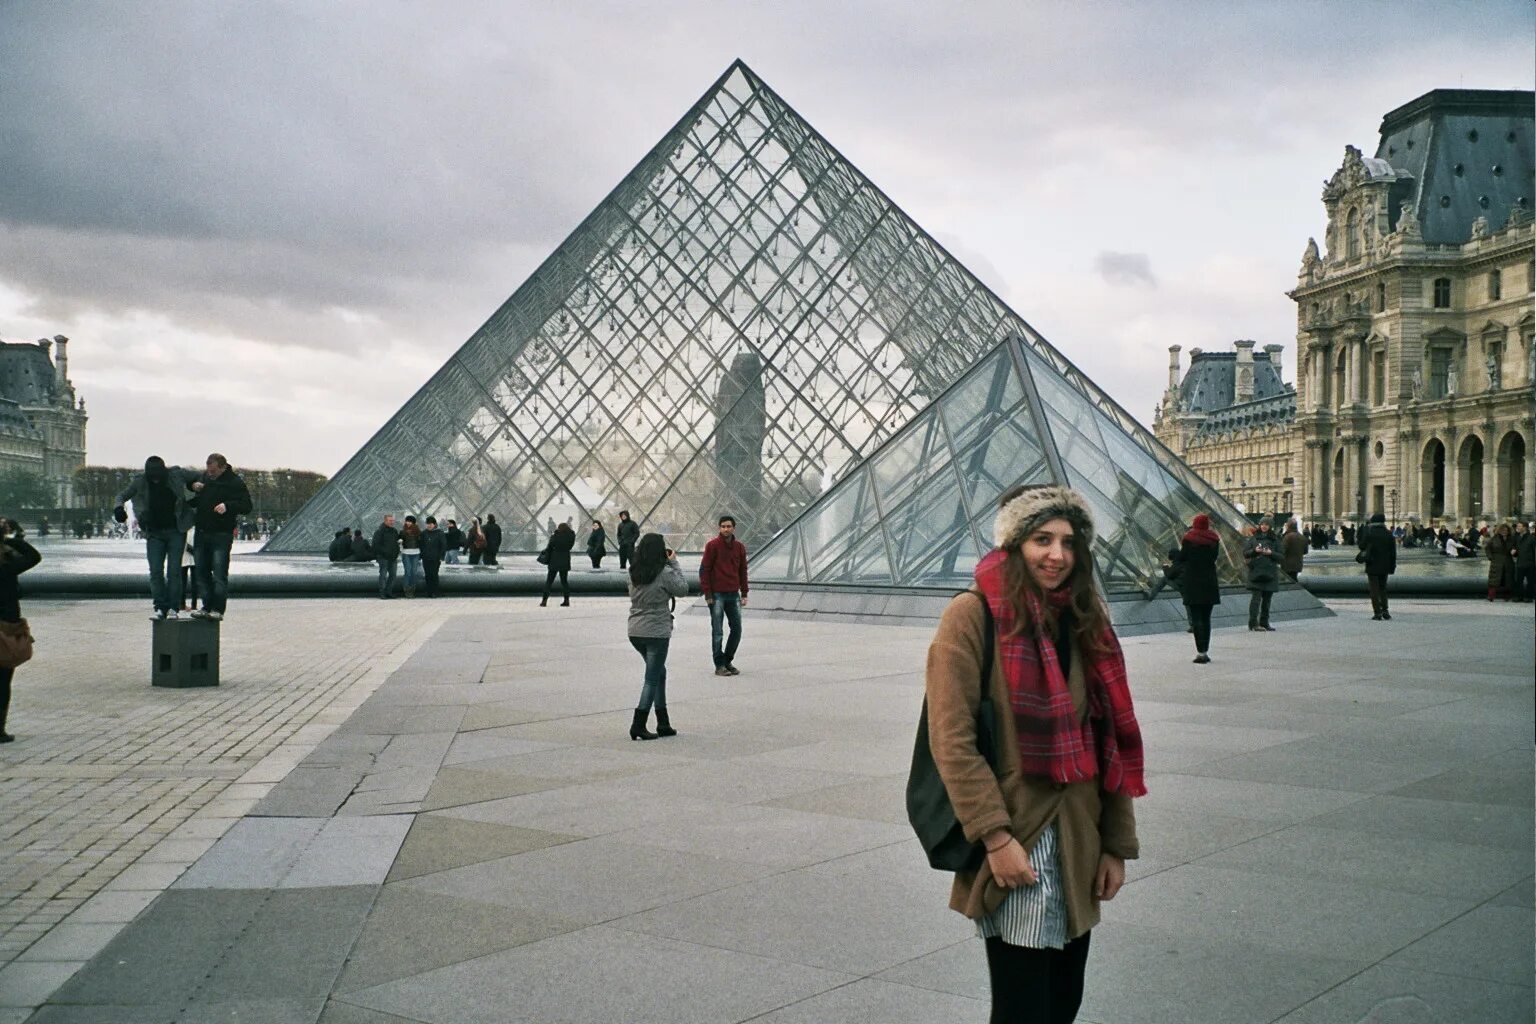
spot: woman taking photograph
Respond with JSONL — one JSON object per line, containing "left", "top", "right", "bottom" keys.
{"left": 1178, "top": 513, "right": 1222, "bottom": 664}
{"left": 927, "top": 485, "right": 1144, "bottom": 1024}
{"left": 625, "top": 533, "right": 688, "bottom": 741}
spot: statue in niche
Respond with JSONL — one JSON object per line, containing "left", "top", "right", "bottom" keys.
{"left": 1470, "top": 215, "right": 1490, "bottom": 240}
{"left": 1396, "top": 200, "right": 1420, "bottom": 238}
{"left": 1486, "top": 354, "right": 1501, "bottom": 391}
{"left": 1446, "top": 369, "right": 1458, "bottom": 396}
{"left": 1410, "top": 368, "right": 1423, "bottom": 400}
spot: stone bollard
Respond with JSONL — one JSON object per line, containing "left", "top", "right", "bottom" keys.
{"left": 151, "top": 617, "right": 220, "bottom": 688}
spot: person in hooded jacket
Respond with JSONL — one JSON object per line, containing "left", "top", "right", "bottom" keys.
{"left": 1243, "top": 516, "right": 1281, "bottom": 632}
{"left": 616, "top": 510, "right": 640, "bottom": 570}
{"left": 482, "top": 514, "right": 502, "bottom": 566}
{"left": 625, "top": 533, "right": 689, "bottom": 741}
{"left": 586, "top": 519, "right": 608, "bottom": 569}
{"left": 0, "top": 518, "right": 40, "bottom": 743}
{"left": 540, "top": 522, "right": 577, "bottom": 606}
{"left": 1358, "top": 511, "right": 1398, "bottom": 620}
{"left": 350, "top": 529, "right": 373, "bottom": 562}
{"left": 1179, "top": 514, "right": 1222, "bottom": 663}
{"left": 113, "top": 456, "right": 196, "bottom": 619}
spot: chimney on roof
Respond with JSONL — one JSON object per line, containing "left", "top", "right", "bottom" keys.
{"left": 52, "top": 335, "right": 68, "bottom": 390}
{"left": 1167, "top": 345, "right": 1181, "bottom": 391}
{"left": 1234, "top": 340, "right": 1257, "bottom": 403}
{"left": 1264, "top": 343, "right": 1284, "bottom": 383}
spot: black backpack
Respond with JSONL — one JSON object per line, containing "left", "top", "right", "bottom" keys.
{"left": 906, "top": 591, "right": 997, "bottom": 871}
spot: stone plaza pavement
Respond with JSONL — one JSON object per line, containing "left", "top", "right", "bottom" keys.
{"left": 1, "top": 594, "right": 1531, "bottom": 1023}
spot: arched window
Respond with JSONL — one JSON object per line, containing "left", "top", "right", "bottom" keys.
{"left": 1346, "top": 208, "right": 1361, "bottom": 260}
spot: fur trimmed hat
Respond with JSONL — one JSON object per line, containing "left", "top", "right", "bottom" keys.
{"left": 993, "top": 485, "right": 1095, "bottom": 550}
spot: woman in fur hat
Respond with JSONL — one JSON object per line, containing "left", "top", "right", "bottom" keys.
{"left": 925, "top": 484, "right": 1145, "bottom": 1023}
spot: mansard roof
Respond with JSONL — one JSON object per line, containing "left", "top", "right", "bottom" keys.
{"left": 1375, "top": 89, "right": 1534, "bottom": 244}
{"left": 1176, "top": 347, "right": 1287, "bottom": 414}
{"left": 1193, "top": 389, "right": 1297, "bottom": 441}
{"left": 0, "top": 342, "right": 60, "bottom": 407}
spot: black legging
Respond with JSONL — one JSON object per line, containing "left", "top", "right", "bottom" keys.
{"left": 985, "top": 931, "right": 1091, "bottom": 1024}
{"left": 1186, "top": 602, "right": 1213, "bottom": 654}
{"left": 0, "top": 665, "right": 13, "bottom": 734}
{"left": 542, "top": 567, "right": 569, "bottom": 601}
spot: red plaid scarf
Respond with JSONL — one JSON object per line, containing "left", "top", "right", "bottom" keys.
{"left": 974, "top": 549, "right": 1146, "bottom": 797}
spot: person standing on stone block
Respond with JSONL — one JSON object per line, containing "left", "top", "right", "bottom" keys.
{"left": 372, "top": 514, "right": 401, "bottom": 599}
{"left": 419, "top": 516, "right": 447, "bottom": 598}
{"left": 616, "top": 510, "right": 639, "bottom": 570}
{"left": 1242, "top": 515, "right": 1281, "bottom": 632}
{"left": 188, "top": 454, "right": 252, "bottom": 623}
{"left": 700, "top": 514, "right": 748, "bottom": 677}
{"left": 0, "top": 518, "right": 39, "bottom": 743}
{"left": 925, "top": 484, "right": 1143, "bottom": 1024}
{"left": 114, "top": 455, "right": 196, "bottom": 620}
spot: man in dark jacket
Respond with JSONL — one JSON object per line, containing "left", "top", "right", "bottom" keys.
{"left": 114, "top": 455, "right": 196, "bottom": 619}
{"left": 349, "top": 529, "right": 372, "bottom": 562}
{"left": 188, "top": 453, "right": 253, "bottom": 622}
{"left": 327, "top": 527, "right": 352, "bottom": 562}
{"left": 1358, "top": 511, "right": 1398, "bottom": 620}
{"left": 1280, "top": 520, "right": 1307, "bottom": 582}
{"left": 616, "top": 510, "right": 640, "bottom": 570}
{"left": 419, "top": 516, "right": 448, "bottom": 598}
{"left": 443, "top": 519, "right": 465, "bottom": 565}
{"left": 482, "top": 514, "right": 502, "bottom": 566}
{"left": 1514, "top": 522, "right": 1536, "bottom": 602}
{"left": 700, "top": 514, "right": 749, "bottom": 676}
{"left": 371, "top": 514, "right": 401, "bottom": 599}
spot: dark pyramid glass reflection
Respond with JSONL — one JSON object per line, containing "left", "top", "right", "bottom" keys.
{"left": 752, "top": 336, "right": 1252, "bottom": 594}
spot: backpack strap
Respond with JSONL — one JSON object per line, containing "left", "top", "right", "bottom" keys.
{"left": 963, "top": 589, "right": 997, "bottom": 767}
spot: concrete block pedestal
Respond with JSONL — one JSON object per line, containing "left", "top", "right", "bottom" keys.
{"left": 151, "top": 618, "right": 220, "bottom": 688}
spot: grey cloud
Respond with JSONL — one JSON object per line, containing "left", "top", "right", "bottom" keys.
{"left": 1094, "top": 251, "right": 1157, "bottom": 288}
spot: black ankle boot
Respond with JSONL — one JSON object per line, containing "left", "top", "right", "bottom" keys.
{"left": 539, "top": 596, "right": 548, "bottom": 607}
{"left": 654, "top": 709, "right": 676, "bottom": 737}
{"left": 629, "top": 709, "right": 656, "bottom": 741}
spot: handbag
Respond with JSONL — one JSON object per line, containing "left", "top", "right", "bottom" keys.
{"left": 0, "top": 618, "right": 34, "bottom": 669}
{"left": 536, "top": 547, "right": 550, "bottom": 565}
{"left": 1354, "top": 549, "right": 1368, "bottom": 564}
{"left": 906, "top": 592, "right": 996, "bottom": 872}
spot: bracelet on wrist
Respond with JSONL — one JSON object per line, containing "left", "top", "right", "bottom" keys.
{"left": 983, "top": 836, "right": 1012, "bottom": 853}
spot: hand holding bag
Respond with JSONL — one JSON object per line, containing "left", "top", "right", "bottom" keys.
{"left": 0, "top": 618, "right": 34, "bottom": 669}
{"left": 906, "top": 592, "right": 996, "bottom": 872}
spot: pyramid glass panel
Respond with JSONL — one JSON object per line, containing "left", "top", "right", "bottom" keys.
{"left": 271, "top": 61, "right": 1255, "bottom": 560}
{"left": 751, "top": 336, "right": 1256, "bottom": 597}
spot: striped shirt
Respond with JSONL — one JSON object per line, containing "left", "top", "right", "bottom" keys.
{"left": 976, "top": 819, "right": 1068, "bottom": 950}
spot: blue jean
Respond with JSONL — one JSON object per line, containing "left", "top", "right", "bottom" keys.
{"left": 709, "top": 592, "right": 742, "bottom": 667}
{"left": 145, "top": 528, "right": 187, "bottom": 612}
{"left": 192, "top": 531, "right": 234, "bottom": 614}
{"left": 444, "top": 548, "right": 460, "bottom": 564}
{"left": 401, "top": 553, "right": 421, "bottom": 590}
{"left": 378, "top": 557, "right": 398, "bottom": 596}
{"left": 629, "top": 636, "right": 670, "bottom": 712}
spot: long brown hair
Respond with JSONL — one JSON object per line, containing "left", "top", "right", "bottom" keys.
{"left": 995, "top": 485, "right": 1112, "bottom": 650}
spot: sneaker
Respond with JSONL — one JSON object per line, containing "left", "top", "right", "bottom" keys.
{"left": 1371, "top": 614, "right": 1383, "bottom": 621}
{"left": 154, "top": 608, "right": 168, "bottom": 620}
{"left": 725, "top": 664, "right": 741, "bottom": 676}
{"left": 1262, "top": 625, "right": 1276, "bottom": 632}
{"left": 166, "top": 609, "right": 178, "bottom": 620}
{"left": 1381, "top": 612, "right": 1392, "bottom": 620}
{"left": 206, "top": 610, "right": 223, "bottom": 622}
{"left": 1193, "top": 654, "right": 1210, "bottom": 664}
{"left": 190, "top": 609, "right": 209, "bottom": 620}
{"left": 714, "top": 666, "right": 731, "bottom": 677}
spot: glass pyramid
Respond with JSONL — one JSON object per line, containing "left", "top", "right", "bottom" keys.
{"left": 752, "top": 335, "right": 1252, "bottom": 595}
{"left": 269, "top": 60, "right": 1246, "bottom": 563}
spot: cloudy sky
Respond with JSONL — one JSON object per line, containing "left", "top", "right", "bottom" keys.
{"left": 1, "top": 0, "right": 1530, "bottom": 474}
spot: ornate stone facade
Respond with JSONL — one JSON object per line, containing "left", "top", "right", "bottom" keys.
{"left": 0, "top": 335, "right": 88, "bottom": 506}
{"left": 1153, "top": 341, "right": 1298, "bottom": 516}
{"left": 1290, "top": 89, "right": 1534, "bottom": 526}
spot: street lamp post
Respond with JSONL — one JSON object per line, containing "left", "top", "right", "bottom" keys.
{"left": 1308, "top": 490, "right": 1315, "bottom": 519}
{"left": 1355, "top": 491, "right": 1364, "bottom": 523}
{"left": 1389, "top": 488, "right": 1398, "bottom": 529}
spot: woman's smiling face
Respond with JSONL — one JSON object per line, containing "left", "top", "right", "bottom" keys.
{"left": 1023, "top": 517, "right": 1075, "bottom": 591}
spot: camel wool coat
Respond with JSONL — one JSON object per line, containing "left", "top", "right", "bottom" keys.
{"left": 925, "top": 592, "right": 1139, "bottom": 940}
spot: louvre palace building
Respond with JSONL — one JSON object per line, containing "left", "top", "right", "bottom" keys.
{"left": 0, "top": 334, "right": 88, "bottom": 506}
{"left": 1157, "top": 88, "right": 1533, "bottom": 528}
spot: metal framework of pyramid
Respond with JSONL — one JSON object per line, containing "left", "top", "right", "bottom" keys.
{"left": 751, "top": 335, "right": 1257, "bottom": 596}
{"left": 268, "top": 60, "right": 1272, "bottom": 600}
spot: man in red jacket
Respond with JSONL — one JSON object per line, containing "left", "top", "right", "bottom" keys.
{"left": 700, "top": 514, "right": 748, "bottom": 676}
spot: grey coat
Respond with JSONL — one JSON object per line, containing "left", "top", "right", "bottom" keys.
{"left": 115, "top": 468, "right": 196, "bottom": 533}
{"left": 627, "top": 558, "right": 689, "bottom": 638}
{"left": 1243, "top": 531, "right": 1282, "bottom": 593}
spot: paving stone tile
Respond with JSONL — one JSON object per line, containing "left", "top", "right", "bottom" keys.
{"left": 27, "top": 1006, "right": 183, "bottom": 1023}
{"left": 1305, "top": 794, "right": 1535, "bottom": 850}
{"left": 1271, "top": 963, "right": 1534, "bottom": 1023}
{"left": 441, "top": 733, "right": 563, "bottom": 766}
{"left": 1177, "top": 747, "right": 1446, "bottom": 794}
{"left": 746, "top": 977, "right": 986, "bottom": 1022}
{"left": 869, "top": 938, "right": 986, "bottom": 1000}
{"left": 250, "top": 768, "right": 362, "bottom": 818}
{"left": 333, "top": 705, "right": 466, "bottom": 736}
{"left": 387, "top": 815, "right": 579, "bottom": 882}
{"left": 1491, "top": 877, "right": 1534, "bottom": 908}
{"left": 174, "top": 818, "right": 323, "bottom": 889}
{"left": 1136, "top": 773, "right": 1370, "bottom": 825}
{"left": 198, "top": 887, "right": 375, "bottom": 1000}
{"left": 616, "top": 804, "right": 911, "bottom": 869}
{"left": 758, "top": 774, "right": 910, "bottom": 824}
{"left": 1383, "top": 904, "right": 1535, "bottom": 985}
{"left": 0, "top": 960, "right": 83, "bottom": 1008}
{"left": 458, "top": 703, "right": 547, "bottom": 732}
{"left": 396, "top": 835, "right": 777, "bottom": 926}
{"left": 1385, "top": 766, "right": 1535, "bottom": 807}
{"left": 417, "top": 767, "right": 566, "bottom": 811}
{"left": 335, "top": 884, "right": 582, "bottom": 993}
{"left": 317, "top": 1001, "right": 427, "bottom": 1024}
{"left": 69, "top": 890, "right": 160, "bottom": 925}
{"left": 1194, "top": 825, "right": 1534, "bottom": 901}
{"left": 15, "top": 922, "right": 121, "bottom": 962}
{"left": 179, "top": 998, "right": 330, "bottom": 1023}
{"left": 433, "top": 781, "right": 727, "bottom": 838}
{"left": 282, "top": 816, "right": 412, "bottom": 888}
{"left": 341, "top": 925, "right": 854, "bottom": 1024}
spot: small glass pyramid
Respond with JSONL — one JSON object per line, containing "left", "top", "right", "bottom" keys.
{"left": 752, "top": 336, "right": 1253, "bottom": 595}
